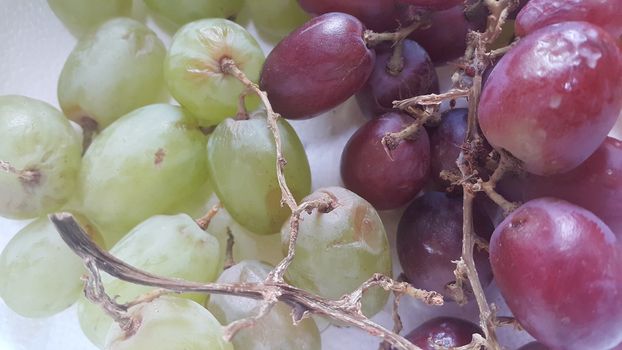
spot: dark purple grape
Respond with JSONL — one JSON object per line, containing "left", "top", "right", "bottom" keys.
{"left": 297, "top": 0, "right": 404, "bottom": 32}
{"left": 516, "top": 342, "right": 550, "bottom": 350}
{"left": 340, "top": 112, "right": 429, "bottom": 210}
{"left": 397, "top": 0, "right": 463, "bottom": 11}
{"left": 507, "top": 0, "right": 529, "bottom": 20}
{"left": 490, "top": 198, "right": 622, "bottom": 350}
{"left": 479, "top": 21, "right": 622, "bottom": 175}
{"left": 402, "top": 317, "right": 482, "bottom": 350}
{"left": 428, "top": 108, "right": 467, "bottom": 186}
{"left": 408, "top": 3, "right": 487, "bottom": 64}
{"left": 357, "top": 39, "right": 438, "bottom": 114}
{"left": 396, "top": 192, "right": 493, "bottom": 298}
{"left": 260, "top": 13, "right": 375, "bottom": 119}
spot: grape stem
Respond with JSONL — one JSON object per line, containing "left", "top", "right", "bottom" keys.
{"left": 49, "top": 212, "right": 443, "bottom": 350}
{"left": 477, "top": 150, "right": 520, "bottom": 216}
{"left": 195, "top": 202, "right": 222, "bottom": 230}
{"left": 223, "top": 228, "right": 236, "bottom": 270}
{"left": 382, "top": 105, "right": 436, "bottom": 154}
{"left": 364, "top": 9, "right": 431, "bottom": 48}
{"left": 393, "top": 88, "right": 470, "bottom": 110}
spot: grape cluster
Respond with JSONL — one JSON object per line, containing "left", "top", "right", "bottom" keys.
{"left": 1, "top": 1, "right": 622, "bottom": 350}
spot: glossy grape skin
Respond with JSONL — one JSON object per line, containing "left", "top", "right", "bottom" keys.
{"left": 143, "top": 0, "right": 243, "bottom": 28}
{"left": 207, "top": 113, "right": 311, "bottom": 235}
{"left": 0, "top": 216, "right": 101, "bottom": 318}
{"left": 397, "top": 192, "right": 493, "bottom": 298}
{"left": 78, "top": 214, "right": 221, "bottom": 348}
{"left": 47, "top": 0, "right": 131, "bottom": 37}
{"left": 408, "top": 3, "right": 487, "bottom": 64}
{"left": 397, "top": 0, "right": 463, "bottom": 11}
{"left": 247, "top": 0, "right": 310, "bottom": 40}
{"left": 297, "top": 0, "right": 403, "bottom": 32}
{"left": 105, "top": 296, "right": 233, "bottom": 350}
{"left": 479, "top": 22, "right": 622, "bottom": 176}
{"left": 516, "top": 342, "right": 550, "bottom": 350}
{"left": 357, "top": 39, "right": 439, "bottom": 114}
{"left": 58, "top": 18, "right": 166, "bottom": 132}
{"left": 260, "top": 13, "right": 375, "bottom": 119}
{"left": 76, "top": 104, "right": 208, "bottom": 247}
{"left": 515, "top": 0, "right": 622, "bottom": 39}
{"left": 208, "top": 260, "right": 321, "bottom": 350}
{"left": 428, "top": 108, "right": 467, "bottom": 186}
{"left": 490, "top": 198, "right": 622, "bottom": 350}
{"left": 500, "top": 137, "right": 622, "bottom": 237}
{"left": 281, "top": 187, "right": 391, "bottom": 317}
{"left": 341, "top": 112, "right": 430, "bottom": 210}
{"left": 402, "top": 317, "right": 482, "bottom": 349}
{"left": 0, "top": 95, "right": 82, "bottom": 219}
{"left": 165, "top": 19, "right": 264, "bottom": 126}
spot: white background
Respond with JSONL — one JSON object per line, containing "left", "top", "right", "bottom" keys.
{"left": 1, "top": 1, "right": 620, "bottom": 349}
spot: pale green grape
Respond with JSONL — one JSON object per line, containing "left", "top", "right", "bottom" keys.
{"left": 58, "top": 18, "right": 166, "bottom": 134}
{"left": 0, "top": 95, "right": 82, "bottom": 219}
{"left": 78, "top": 214, "right": 222, "bottom": 348}
{"left": 207, "top": 112, "right": 311, "bottom": 235}
{"left": 246, "top": 0, "right": 310, "bottom": 40}
{"left": 0, "top": 215, "right": 103, "bottom": 318}
{"left": 281, "top": 187, "right": 391, "bottom": 317}
{"left": 75, "top": 104, "right": 208, "bottom": 246}
{"left": 105, "top": 296, "right": 233, "bottom": 350}
{"left": 47, "top": 0, "right": 132, "bottom": 37}
{"left": 144, "top": 0, "right": 243, "bottom": 28}
{"left": 209, "top": 260, "right": 321, "bottom": 350}
{"left": 165, "top": 19, "right": 264, "bottom": 125}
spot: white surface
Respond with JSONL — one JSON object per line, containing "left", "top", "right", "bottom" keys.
{"left": 2, "top": 1, "right": 620, "bottom": 350}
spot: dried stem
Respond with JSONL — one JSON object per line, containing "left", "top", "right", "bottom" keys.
{"left": 382, "top": 107, "right": 435, "bottom": 152}
{"left": 393, "top": 89, "right": 470, "bottom": 110}
{"left": 223, "top": 228, "right": 236, "bottom": 270}
{"left": 195, "top": 203, "right": 222, "bottom": 230}
{"left": 364, "top": 12, "right": 430, "bottom": 47}
{"left": 478, "top": 151, "right": 520, "bottom": 215}
{"left": 223, "top": 294, "right": 277, "bottom": 341}
{"left": 387, "top": 40, "right": 406, "bottom": 75}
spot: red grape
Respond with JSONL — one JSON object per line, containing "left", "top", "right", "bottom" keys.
{"left": 515, "top": 0, "right": 622, "bottom": 39}
{"left": 260, "top": 13, "right": 375, "bottom": 119}
{"left": 396, "top": 192, "right": 493, "bottom": 298}
{"left": 402, "top": 317, "right": 482, "bottom": 349}
{"left": 516, "top": 342, "right": 550, "bottom": 350}
{"left": 297, "top": 0, "right": 404, "bottom": 32}
{"left": 397, "top": 0, "right": 463, "bottom": 11}
{"left": 479, "top": 21, "right": 622, "bottom": 175}
{"left": 428, "top": 108, "right": 467, "bottom": 186}
{"left": 340, "top": 112, "right": 429, "bottom": 210}
{"left": 357, "top": 39, "right": 438, "bottom": 114}
{"left": 408, "top": 3, "right": 487, "bottom": 64}
{"left": 490, "top": 198, "right": 622, "bottom": 350}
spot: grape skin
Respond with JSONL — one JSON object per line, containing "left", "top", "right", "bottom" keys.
{"left": 397, "top": 0, "right": 463, "bottom": 11}
{"left": 246, "top": 0, "right": 310, "bottom": 40}
{"left": 490, "top": 198, "right": 622, "bottom": 350}
{"left": 403, "top": 317, "right": 482, "bottom": 349}
{"left": 143, "top": 0, "right": 243, "bottom": 28}
{"left": 479, "top": 21, "right": 622, "bottom": 175}
{"left": 0, "top": 95, "right": 82, "bottom": 219}
{"left": 47, "top": 0, "right": 131, "bottom": 37}
{"left": 297, "top": 0, "right": 403, "bottom": 32}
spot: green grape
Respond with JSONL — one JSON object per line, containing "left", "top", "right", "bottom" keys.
{"left": 78, "top": 214, "right": 222, "bottom": 348}
{"left": 281, "top": 186, "right": 391, "bottom": 317}
{"left": 75, "top": 104, "right": 208, "bottom": 246}
{"left": 207, "top": 112, "right": 311, "bottom": 235}
{"left": 58, "top": 18, "right": 167, "bottom": 135}
{"left": 0, "top": 215, "right": 103, "bottom": 318}
{"left": 246, "top": 0, "right": 310, "bottom": 40}
{"left": 209, "top": 260, "right": 321, "bottom": 350}
{"left": 143, "top": 0, "right": 243, "bottom": 28}
{"left": 105, "top": 296, "right": 233, "bottom": 350}
{"left": 0, "top": 95, "right": 82, "bottom": 219}
{"left": 47, "top": 0, "right": 132, "bottom": 37}
{"left": 164, "top": 19, "right": 264, "bottom": 125}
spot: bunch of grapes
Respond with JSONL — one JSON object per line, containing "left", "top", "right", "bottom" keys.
{"left": 1, "top": 0, "right": 622, "bottom": 349}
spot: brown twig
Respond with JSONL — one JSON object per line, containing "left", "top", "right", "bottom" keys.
{"left": 477, "top": 151, "right": 520, "bottom": 215}
{"left": 364, "top": 11, "right": 430, "bottom": 47}
{"left": 223, "top": 228, "right": 236, "bottom": 270}
{"left": 393, "top": 89, "right": 470, "bottom": 110}
{"left": 195, "top": 203, "right": 222, "bottom": 230}
{"left": 382, "top": 106, "right": 435, "bottom": 152}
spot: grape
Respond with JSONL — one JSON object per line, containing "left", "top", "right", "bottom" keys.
{"left": 499, "top": 137, "right": 622, "bottom": 237}
{"left": 428, "top": 108, "right": 467, "bottom": 187}
{"left": 78, "top": 214, "right": 221, "bottom": 348}
{"left": 297, "top": 0, "right": 403, "bottom": 32}
{"left": 0, "top": 95, "right": 82, "bottom": 219}
{"left": 260, "top": 13, "right": 375, "bottom": 119}
{"left": 490, "top": 198, "right": 622, "bottom": 350}
{"left": 281, "top": 186, "right": 391, "bottom": 317}
{"left": 340, "top": 112, "right": 430, "bottom": 210}
{"left": 396, "top": 192, "right": 493, "bottom": 299}
{"left": 516, "top": 342, "right": 550, "bottom": 350}
{"left": 164, "top": 19, "right": 264, "bottom": 126}
{"left": 246, "top": 0, "right": 310, "bottom": 40}
{"left": 403, "top": 317, "right": 482, "bottom": 349}
{"left": 207, "top": 112, "right": 311, "bottom": 235}
{"left": 507, "top": 0, "right": 529, "bottom": 20}
{"left": 515, "top": 0, "right": 622, "bottom": 38}
{"left": 58, "top": 18, "right": 167, "bottom": 134}
{"left": 478, "top": 22, "right": 622, "bottom": 175}
{"left": 105, "top": 296, "right": 232, "bottom": 350}
{"left": 75, "top": 104, "right": 208, "bottom": 246}
{"left": 47, "top": 0, "right": 131, "bottom": 37}
{"left": 408, "top": 3, "right": 487, "bottom": 65}
{"left": 397, "top": 0, "right": 463, "bottom": 11}
{"left": 0, "top": 215, "right": 102, "bottom": 318}
{"left": 357, "top": 39, "right": 439, "bottom": 114}
{"left": 143, "top": 0, "right": 243, "bottom": 28}
{"left": 208, "top": 260, "right": 321, "bottom": 350}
